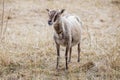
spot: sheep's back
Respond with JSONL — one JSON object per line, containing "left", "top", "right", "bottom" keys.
{"left": 62, "top": 15, "right": 82, "bottom": 46}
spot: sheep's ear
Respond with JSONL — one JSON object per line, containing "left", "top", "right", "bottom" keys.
{"left": 60, "top": 9, "right": 65, "bottom": 14}
{"left": 46, "top": 9, "right": 49, "bottom": 12}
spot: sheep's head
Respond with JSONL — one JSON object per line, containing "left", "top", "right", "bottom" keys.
{"left": 46, "top": 9, "right": 65, "bottom": 25}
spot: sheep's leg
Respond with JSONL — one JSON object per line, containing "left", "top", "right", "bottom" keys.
{"left": 78, "top": 43, "right": 80, "bottom": 62}
{"left": 56, "top": 44, "right": 60, "bottom": 70}
{"left": 68, "top": 47, "right": 72, "bottom": 62}
{"left": 65, "top": 46, "right": 69, "bottom": 69}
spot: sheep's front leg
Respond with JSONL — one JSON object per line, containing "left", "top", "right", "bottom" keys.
{"left": 65, "top": 46, "right": 70, "bottom": 69}
{"left": 56, "top": 44, "right": 60, "bottom": 70}
{"left": 78, "top": 43, "right": 81, "bottom": 62}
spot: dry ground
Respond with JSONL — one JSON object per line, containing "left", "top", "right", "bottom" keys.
{"left": 0, "top": 0, "right": 120, "bottom": 80}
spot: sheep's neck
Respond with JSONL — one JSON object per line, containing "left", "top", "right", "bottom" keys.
{"left": 54, "top": 20, "right": 63, "bottom": 34}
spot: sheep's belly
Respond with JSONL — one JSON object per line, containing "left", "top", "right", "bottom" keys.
{"left": 71, "top": 36, "right": 81, "bottom": 46}
{"left": 71, "top": 41, "right": 79, "bottom": 46}
{"left": 56, "top": 38, "right": 79, "bottom": 47}
{"left": 56, "top": 39, "right": 68, "bottom": 46}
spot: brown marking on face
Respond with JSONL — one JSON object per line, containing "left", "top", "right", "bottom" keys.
{"left": 49, "top": 10, "right": 58, "bottom": 22}
{"left": 46, "top": 9, "right": 65, "bottom": 25}
{"left": 49, "top": 10, "right": 56, "bottom": 19}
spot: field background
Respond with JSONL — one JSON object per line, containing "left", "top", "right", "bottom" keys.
{"left": 0, "top": 0, "right": 120, "bottom": 80}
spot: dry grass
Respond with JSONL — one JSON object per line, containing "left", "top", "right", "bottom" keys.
{"left": 0, "top": 0, "right": 120, "bottom": 80}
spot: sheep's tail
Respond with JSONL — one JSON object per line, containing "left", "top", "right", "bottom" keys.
{"left": 75, "top": 16, "right": 83, "bottom": 26}
{"left": 75, "top": 16, "right": 83, "bottom": 43}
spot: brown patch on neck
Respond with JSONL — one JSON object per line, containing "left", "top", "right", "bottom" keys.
{"left": 54, "top": 23, "right": 63, "bottom": 34}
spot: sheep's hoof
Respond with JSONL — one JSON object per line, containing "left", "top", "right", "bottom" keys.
{"left": 65, "top": 66, "right": 68, "bottom": 70}
{"left": 56, "top": 66, "right": 59, "bottom": 70}
{"left": 77, "top": 59, "right": 80, "bottom": 62}
{"left": 56, "top": 68, "right": 59, "bottom": 72}
{"left": 68, "top": 60, "right": 71, "bottom": 63}
{"left": 65, "top": 68, "right": 68, "bottom": 71}
{"left": 65, "top": 69, "right": 69, "bottom": 72}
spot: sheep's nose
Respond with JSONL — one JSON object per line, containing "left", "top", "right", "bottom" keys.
{"left": 48, "top": 20, "right": 52, "bottom": 25}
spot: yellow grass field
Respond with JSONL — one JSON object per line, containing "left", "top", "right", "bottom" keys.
{"left": 0, "top": 0, "right": 120, "bottom": 80}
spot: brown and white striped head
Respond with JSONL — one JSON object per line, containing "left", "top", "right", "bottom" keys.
{"left": 46, "top": 9, "right": 65, "bottom": 26}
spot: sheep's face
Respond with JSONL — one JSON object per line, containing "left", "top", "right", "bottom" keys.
{"left": 46, "top": 9, "right": 65, "bottom": 25}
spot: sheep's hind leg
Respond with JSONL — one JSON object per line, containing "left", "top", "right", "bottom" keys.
{"left": 68, "top": 47, "right": 72, "bottom": 62}
{"left": 65, "top": 46, "right": 69, "bottom": 69}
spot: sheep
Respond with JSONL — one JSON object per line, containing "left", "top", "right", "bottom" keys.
{"left": 46, "top": 9, "right": 82, "bottom": 70}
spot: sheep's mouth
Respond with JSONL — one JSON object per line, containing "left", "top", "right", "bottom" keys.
{"left": 48, "top": 21, "right": 53, "bottom": 25}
